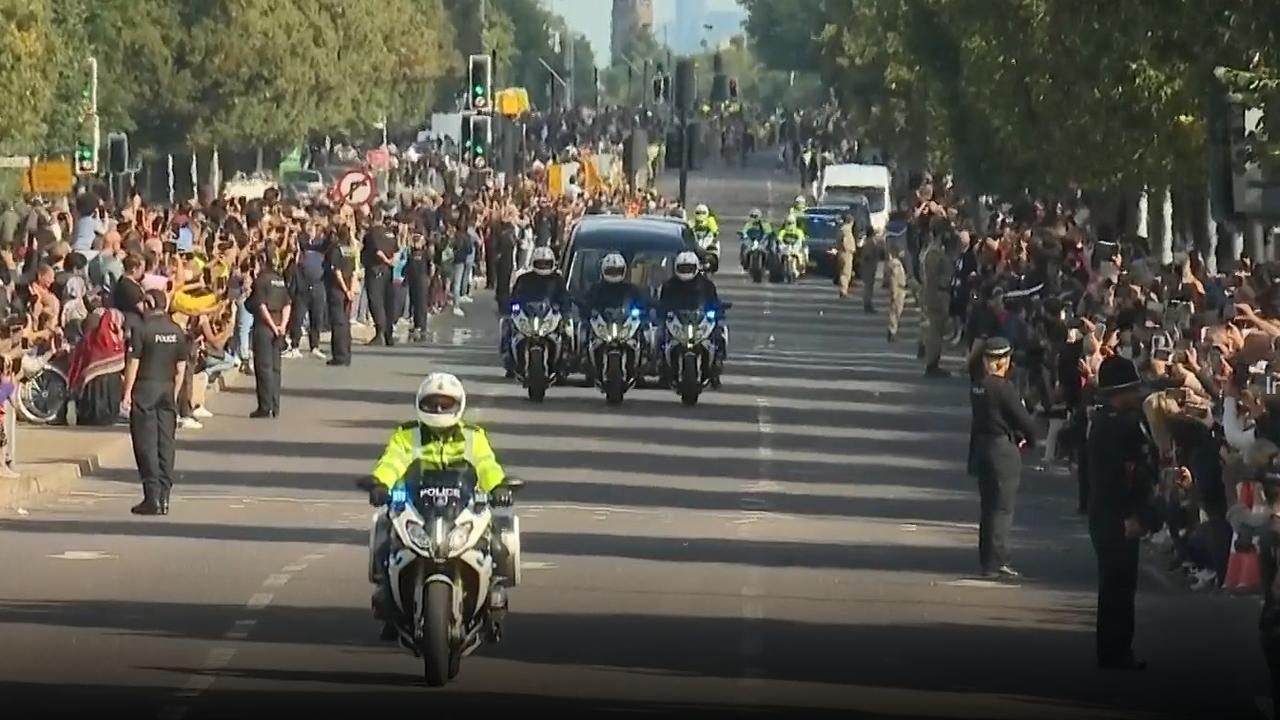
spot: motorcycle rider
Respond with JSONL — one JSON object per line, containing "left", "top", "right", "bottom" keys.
{"left": 501, "top": 246, "right": 567, "bottom": 378}
{"left": 790, "top": 194, "right": 808, "bottom": 220}
{"left": 356, "top": 372, "right": 512, "bottom": 638}
{"left": 658, "top": 251, "right": 726, "bottom": 382}
{"left": 689, "top": 203, "right": 721, "bottom": 270}
{"left": 774, "top": 214, "right": 808, "bottom": 282}
{"left": 582, "top": 252, "right": 650, "bottom": 380}
{"left": 739, "top": 208, "right": 772, "bottom": 269}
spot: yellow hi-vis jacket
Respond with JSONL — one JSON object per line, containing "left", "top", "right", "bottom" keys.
{"left": 371, "top": 421, "right": 506, "bottom": 493}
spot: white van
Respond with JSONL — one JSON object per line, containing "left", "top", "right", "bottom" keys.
{"left": 819, "top": 163, "right": 892, "bottom": 236}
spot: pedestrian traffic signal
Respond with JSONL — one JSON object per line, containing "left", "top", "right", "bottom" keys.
{"left": 75, "top": 142, "right": 95, "bottom": 175}
{"left": 653, "top": 76, "right": 664, "bottom": 104}
{"left": 107, "top": 132, "right": 129, "bottom": 175}
{"left": 468, "top": 54, "right": 492, "bottom": 112}
{"left": 729, "top": 78, "right": 739, "bottom": 100}
{"left": 468, "top": 114, "right": 492, "bottom": 169}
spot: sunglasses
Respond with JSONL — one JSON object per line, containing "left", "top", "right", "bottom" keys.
{"left": 418, "top": 395, "right": 459, "bottom": 413}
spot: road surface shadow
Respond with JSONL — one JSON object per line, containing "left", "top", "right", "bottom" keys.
{"left": 0, "top": 605, "right": 1259, "bottom": 719}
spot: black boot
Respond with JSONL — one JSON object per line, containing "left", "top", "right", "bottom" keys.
{"left": 131, "top": 493, "right": 163, "bottom": 516}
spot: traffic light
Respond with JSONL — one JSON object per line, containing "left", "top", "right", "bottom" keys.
{"left": 107, "top": 132, "right": 129, "bottom": 174}
{"left": 653, "top": 76, "right": 664, "bottom": 104}
{"left": 468, "top": 114, "right": 492, "bottom": 169}
{"left": 75, "top": 142, "right": 95, "bottom": 175}
{"left": 729, "top": 78, "right": 739, "bottom": 100}
{"left": 468, "top": 54, "right": 492, "bottom": 112}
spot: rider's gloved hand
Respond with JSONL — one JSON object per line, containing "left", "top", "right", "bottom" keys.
{"left": 491, "top": 485, "right": 514, "bottom": 507}
{"left": 356, "top": 475, "right": 391, "bottom": 506}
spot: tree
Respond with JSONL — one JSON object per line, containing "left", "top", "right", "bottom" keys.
{"left": 739, "top": 0, "right": 824, "bottom": 72}
{"left": 0, "top": 0, "right": 62, "bottom": 153}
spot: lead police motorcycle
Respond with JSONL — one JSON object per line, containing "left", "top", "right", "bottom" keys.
{"left": 588, "top": 305, "right": 647, "bottom": 405}
{"left": 508, "top": 299, "right": 565, "bottom": 402}
{"left": 377, "top": 465, "right": 523, "bottom": 686}
{"left": 663, "top": 302, "right": 730, "bottom": 406}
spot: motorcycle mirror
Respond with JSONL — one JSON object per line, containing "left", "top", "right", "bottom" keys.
{"left": 502, "top": 477, "right": 526, "bottom": 492}
{"left": 721, "top": 301, "right": 734, "bottom": 311}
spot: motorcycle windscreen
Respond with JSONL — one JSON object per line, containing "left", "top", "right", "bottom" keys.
{"left": 403, "top": 463, "right": 478, "bottom": 521}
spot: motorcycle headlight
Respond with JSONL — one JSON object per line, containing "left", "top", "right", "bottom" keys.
{"left": 447, "top": 522, "right": 474, "bottom": 551}
{"left": 513, "top": 312, "right": 533, "bottom": 335}
{"left": 405, "top": 521, "right": 432, "bottom": 552}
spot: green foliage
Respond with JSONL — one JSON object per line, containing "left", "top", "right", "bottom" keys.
{"left": 0, "top": 0, "right": 62, "bottom": 153}
{"left": 746, "top": 0, "right": 1280, "bottom": 194}
{"left": 738, "top": 0, "right": 824, "bottom": 72}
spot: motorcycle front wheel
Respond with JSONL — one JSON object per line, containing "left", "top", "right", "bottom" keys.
{"left": 604, "top": 351, "right": 625, "bottom": 406}
{"left": 679, "top": 353, "right": 701, "bottom": 407}
{"left": 526, "top": 345, "right": 547, "bottom": 402}
{"left": 421, "top": 581, "right": 453, "bottom": 687}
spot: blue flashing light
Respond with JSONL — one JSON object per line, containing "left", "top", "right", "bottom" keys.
{"left": 705, "top": 310, "right": 717, "bottom": 321}
{"left": 390, "top": 484, "right": 408, "bottom": 506}
{"left": 629, "top": 306, "right": 642, "bottom": 319}
{"left": 511, "top": 303, "right": 522, "bottom": 314}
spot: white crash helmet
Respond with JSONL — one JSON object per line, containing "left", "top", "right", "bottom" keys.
{"left": 416, "top": 372, "right": 466, "bottom": 430}
{"left": 530, "top": 246, "right": 556, "bottom": 276}
{"left": 601, "top": 252, "right": 627, "bottom": 283}
{"left": 748, "top": 208, "right": 762, "bottom": 221}
{"left": 794, "top": 194, "right": 807, "bottom": 208}
{"left": 674, "top": 251, "right": 701, "bottom": 281}
{"left": 694, "top": 203, "right": 709, "bottom": 219}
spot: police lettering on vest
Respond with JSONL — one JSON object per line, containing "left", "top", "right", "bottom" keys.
{"left": 130, "top": 315, "right": 189, "bottom": 385}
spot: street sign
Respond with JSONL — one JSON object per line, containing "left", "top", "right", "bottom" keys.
{"left": 0, "top": 156, "right": 31, "bottom": 169}
{"left": 20, "top": 159, "right": 75, "bottom": 195}
{"left": 336, "top": 170, "right": 375, "bottom": 207}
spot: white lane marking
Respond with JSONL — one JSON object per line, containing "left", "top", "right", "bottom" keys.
{"left": 521, "top": 561, "right": 558, "bottom": 570}
{"left": 161, "top": 548, "right": 333, "bottom": 719}
{"left": 223, "top": 618, "right": 258, "bottom": 641}
{"left": 245, "top": 593, "right": 274, "bottom": 611}
{"left": 203, "top": 647, "right": 237, "bottom": 669}
{"left": 262, "top": 573, "right": 291, "bottom": 588}
{"left": 48, "top": 550, "right": 116, "bottom": 560}
{"left": 900, "top": 523, "right": 919, "bottom": 532}
{"left": 938, "top": 578, "right": 1022, "bottom": 589}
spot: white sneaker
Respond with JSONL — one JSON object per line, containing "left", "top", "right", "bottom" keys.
{"left": 179, "top": 417, "right": 203, "bottom": 430}
{"left": 284, "top": 347, "right": 304, "bottom": 359}
{"left": 1191, "top": 569, "right": 1218, "bottom": 591}
{"left": 460, "top": 296, "right": 474, "bottom": 304}
{"left": 311, "top": 348, "right": 328, "bottom": 360}
{"left": 452, "top": 307, "right": 465, "bottom": 317}
{"left": 192, "top": 406, "right": 214, "bottom": 419}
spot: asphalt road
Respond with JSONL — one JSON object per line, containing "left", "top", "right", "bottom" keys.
{"left": 0, "top": 167, "right": 1273, "bottom": 720}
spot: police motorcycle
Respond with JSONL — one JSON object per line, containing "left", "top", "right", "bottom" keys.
{"left": 588, "top": 303, "right": 647, "bottom": 405}
{"left": 507, "top": 299, "right": 565, "bottom": 402}
{"left": 739, "top": 213, "right": 770, "bottom": 284}
{"left": 691, "top": 204, "right": 721, "bottom": 274}
{"left": 378, "top": 464, "right": 524, "bottom": 686}
{"left": 663, "top": 301, "right": 732, "bottom": 407}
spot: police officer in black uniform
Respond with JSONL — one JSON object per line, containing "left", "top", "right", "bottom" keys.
{"left": 968, "top": 336, "right": 1037, "bottom": 578}
{"left": 362, "top": 209, "right": 398, "bottom": 346}
{"left": 1087, "top": 354, "right": 1158, "bottom": 671}
{"left": 324, "top": 227, "right": 357, "bottom": 365}
{"left": 249, "top": 255, "right": 292, "bottom": 418}
{"left": 122, "top": 289, "right": 188, "bottom": 515}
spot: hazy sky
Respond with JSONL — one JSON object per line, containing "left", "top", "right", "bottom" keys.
{"left": 543, "top": 0, "right": 745, "bottom": 67}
